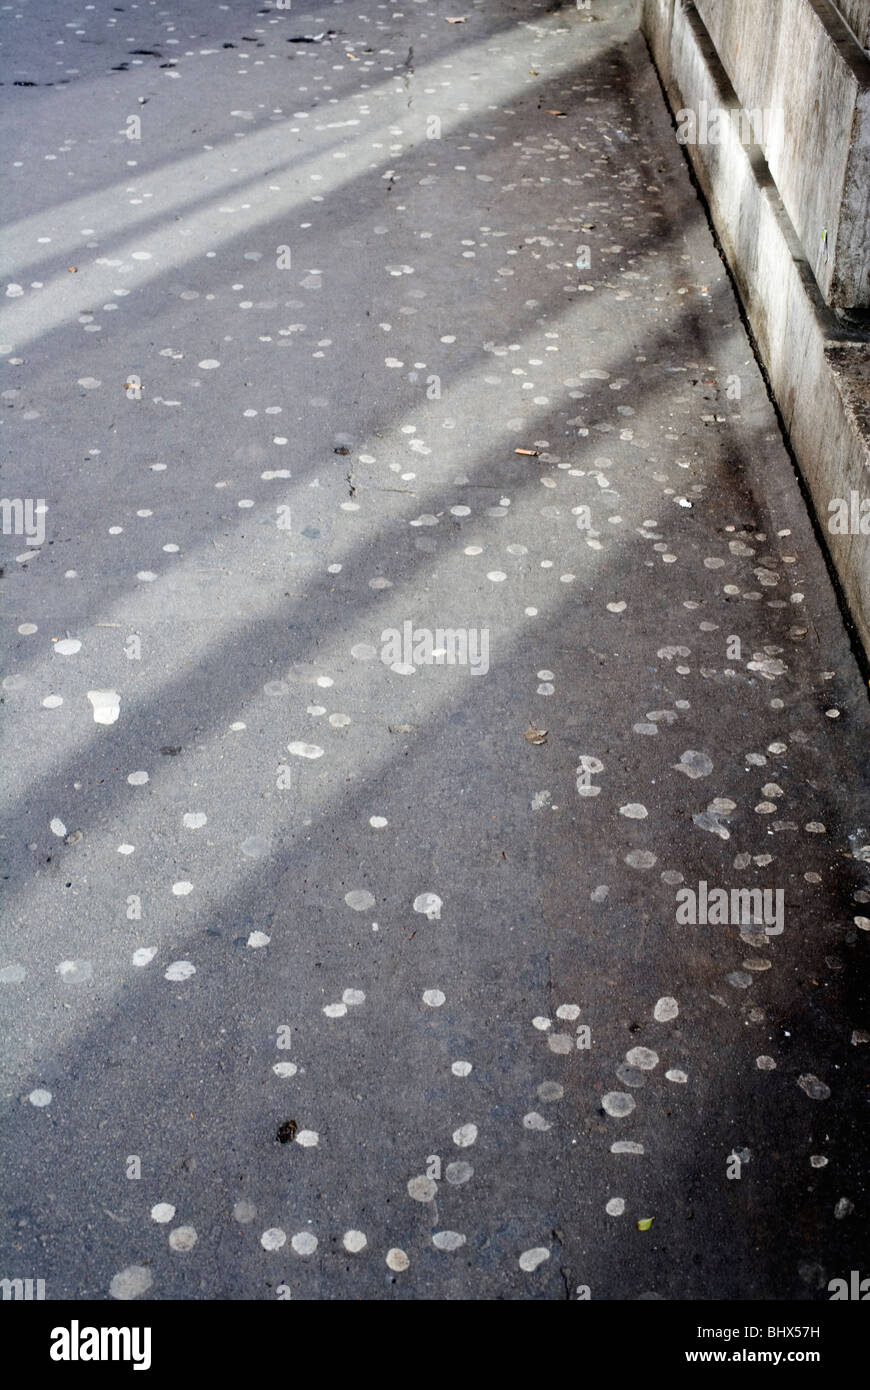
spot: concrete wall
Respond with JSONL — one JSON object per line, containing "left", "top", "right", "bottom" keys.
{"left": 691, "top": 0, "right": 870, "bottom": 310}
{"left": 836, "top": 0, "right": 870, "bottom": 47}
{"left": 641, "top": 0, "right": 870, "bottom": 657}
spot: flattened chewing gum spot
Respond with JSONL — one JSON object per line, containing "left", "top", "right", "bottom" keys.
{"left": 88, "top": 689, "right": 121, "bottom": 724}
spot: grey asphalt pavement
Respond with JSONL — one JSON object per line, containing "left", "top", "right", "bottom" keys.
{"left": 1, "top": 0, "right": 869, "bottom": 1301}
